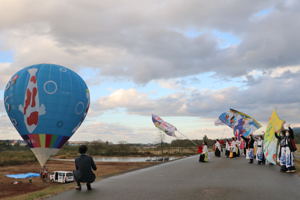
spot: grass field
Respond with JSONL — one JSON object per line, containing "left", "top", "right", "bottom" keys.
{"left": 0, "top": 150, "right": 36, "bottom": 166}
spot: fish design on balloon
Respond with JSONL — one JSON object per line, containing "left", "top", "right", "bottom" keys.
{"left": 18, "top": 68, "right": 46, "bottom": 133}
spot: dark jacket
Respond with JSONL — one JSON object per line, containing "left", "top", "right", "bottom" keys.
{"left": 274, "top": 132, "right": 284, "bottom": 146}
{"left": 288, "top": 127, "right": 295, "bottom": 139}
{"left": 241, "top": 135, "right": 254, "bottom": 149}
{"left": 275, "top": 128, "right": 297, "bottom": 152}
{"left": 74, "top": 154, "right": 97, "bottom": 183}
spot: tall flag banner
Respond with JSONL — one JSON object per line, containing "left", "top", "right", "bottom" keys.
{"left": 263, "top": 110, "right": 285, "bottom": 165}
{"left": 152, "top": 114, "right": 177, "bottom": 137}
{"left": 230, "top": 109, "right": 262, "bottom": 137}
{"left": 217, "top": 109, "right": 262, "bottom": 137}
{"left": 218, "top": 111, "right": 236, "bottom": 128}
{"left": 214, "top": 118, "right": 225, "bottom": 126}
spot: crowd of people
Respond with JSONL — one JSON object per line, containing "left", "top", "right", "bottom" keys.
{"left": 198, "top": 125, "right": 298, "bottom": 173}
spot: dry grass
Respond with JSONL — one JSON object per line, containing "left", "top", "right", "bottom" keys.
{"left": 0, "top": 160, "right": 157, "bottom": 200}
{"left": 138, "top": 147, "right": 197, "bottom": 156}
{"left": 0, "top": 151, "right": 36, "bottom": 166}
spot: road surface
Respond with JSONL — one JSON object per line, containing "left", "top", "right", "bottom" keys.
{"left": 49, "top": 155, "right": 300, "bottom": 200}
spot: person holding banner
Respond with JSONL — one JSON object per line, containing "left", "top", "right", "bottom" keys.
{"left": 275, "top": 126, "right": 296, "bottom": 173}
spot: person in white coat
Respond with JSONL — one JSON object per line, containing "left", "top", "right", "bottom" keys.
{"left": 214, "top": 139, "right": 222, "bottom": 157}
{"left": 225, "top": 139, "right": 231, "bottom": 158}
{"left": 199, "top": 141, "right": 209, "bottom": 162}
{"left": 230, "top": 137, "right": 237, "bottom": 158}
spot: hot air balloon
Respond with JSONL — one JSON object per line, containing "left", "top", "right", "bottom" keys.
{"left": 4, "top": 64, "right": 90, "bottom": 166}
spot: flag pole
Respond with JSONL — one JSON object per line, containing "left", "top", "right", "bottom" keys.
{"left": 158, "top": 130, "right": 164, "bottom": 159}
{"left": 176, "top": 130, "right": 199, "bottom": 146}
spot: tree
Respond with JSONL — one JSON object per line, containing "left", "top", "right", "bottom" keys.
{"left": 154, "top": 132, "right": 166, "bottom": 156}
{"left": 203, "top": 135, "right": 208, "bottom": 143}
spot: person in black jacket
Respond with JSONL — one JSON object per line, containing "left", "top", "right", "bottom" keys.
{"left": 275, "top": 129, "right": 287, "bottom": 172}
{"left": 241, "top": 135, "right": 255, "bottom": 164}
{"left": 275, "top": 125, "right": 296, "bottom": 173}
{"left": 74, "top": 145, "right": 97, "bottom": 190}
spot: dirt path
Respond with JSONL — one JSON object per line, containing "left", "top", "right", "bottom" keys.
{"left": 0, "top": 160, "right": 156, "bottom": 199}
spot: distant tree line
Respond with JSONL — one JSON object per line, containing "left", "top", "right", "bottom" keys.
{"left": 0, "top": 141, "right": 29, "bottom": 152}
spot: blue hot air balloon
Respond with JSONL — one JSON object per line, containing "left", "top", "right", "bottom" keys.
{"left": 4, "top": 64, "right": 90, "bottom": 166}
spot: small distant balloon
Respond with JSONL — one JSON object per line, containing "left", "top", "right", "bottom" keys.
{"left": 4, "top": 64, "right": 90, "bottom": 166}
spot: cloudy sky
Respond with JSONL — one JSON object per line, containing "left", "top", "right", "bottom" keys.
{"left": 1, "top": 0, "right": 300, "bottom": 143}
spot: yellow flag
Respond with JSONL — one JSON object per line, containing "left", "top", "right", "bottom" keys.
{"left": 264, "top": 110, "right": 285, "bottom": 164}
{"left": 270, "top": 110, "right": 285, "bottom": 132}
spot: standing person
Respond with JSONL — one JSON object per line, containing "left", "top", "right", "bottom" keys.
{"left": 275, "top": 126, "right": 297, "bottom": 173}
{"left": 256, "top": 136, "right": 264, "bottom": 165}
{"left": 287, "top": 126, "right": 297, "bottom": 172}
{"left": 199, "top": 142, "right": 209, "bottom": 162}
{"left": 198, "top": 145, "right": 203, "bottom": 162}
{"left": 230, "top": 137, "right": 237, "bottom": 158}
{"left": 253, "top": 139, "right": 258, "bottom": 159}
{"left": 242, "top": 135, "right": 255, "bottom": 164}
{"left": 74, "top": 145, "right": 97, "bottom": 191}
{"left": 225, "top": 139, "right": 231, "bottom": 158}
{"left": 243, "top": 137, "right": 248, "bottom": 156}
{"left": 214, "top": 139, "right": 222, "bottom": 157}
{"left": 40, "top": 166, "right": 48, "bottom": 182}
{"left": 235, "top": 139, "right": 240, "bottom": 157}
{"left": 240, "top": 139, "right": 245, "bottom": 157}
{"left": 275, "top": 129, "right": 288, "bottom": 172}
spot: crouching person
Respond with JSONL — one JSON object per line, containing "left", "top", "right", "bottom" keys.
{"left": 74, "top": 145, "right": 97, "bottom": 191}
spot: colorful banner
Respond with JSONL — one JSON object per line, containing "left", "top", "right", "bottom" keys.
{"left": 152, "top": 114, "right": 177, "bottom": 137}
{"left": 217, "top": 109, "right": 262, "bottom": 137}
{"left": 230, "top": 109, "right": 262, "bottom": 137}
{"left": 218, "top": 111, "right": 236, "bottom": 128}
{"left": 215, "top": 117, "right": 226, "bottom": 126}
{"left": 263, "top": 110, "right": 285, "bottom": 164}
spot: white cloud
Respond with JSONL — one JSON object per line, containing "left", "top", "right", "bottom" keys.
{"left": 0, "top": 63, "right": 13, "bottom": 87}
{"left": 71, "top": 120, "right": 158, "bottom": 143}
{"left": 1, "top": 0, "right": 297, "bottom": 85}
{"left": 1, "top": 0, "right": 300, "bottom": 142}
{"left": 98, "top": 89, "right": 153, "bottom": 111}
{"left": 156, "top": 79, "right": 186, "bottom": 90}
{"left": 0, "top": 112, "right": 22, "bottom": 140}
{"left": 97, "top": 69, "right": 300, "bottom": 124}
{"left": 269, "top": 65, "right": 300, "bottom": 78}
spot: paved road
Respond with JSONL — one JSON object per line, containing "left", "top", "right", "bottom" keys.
{"left": 49, "top": 155, "right": 300, "bottom": 200}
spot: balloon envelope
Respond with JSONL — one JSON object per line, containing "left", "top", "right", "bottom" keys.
{"left": 4, "top": 64, "right": 90, "bottom": 166}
